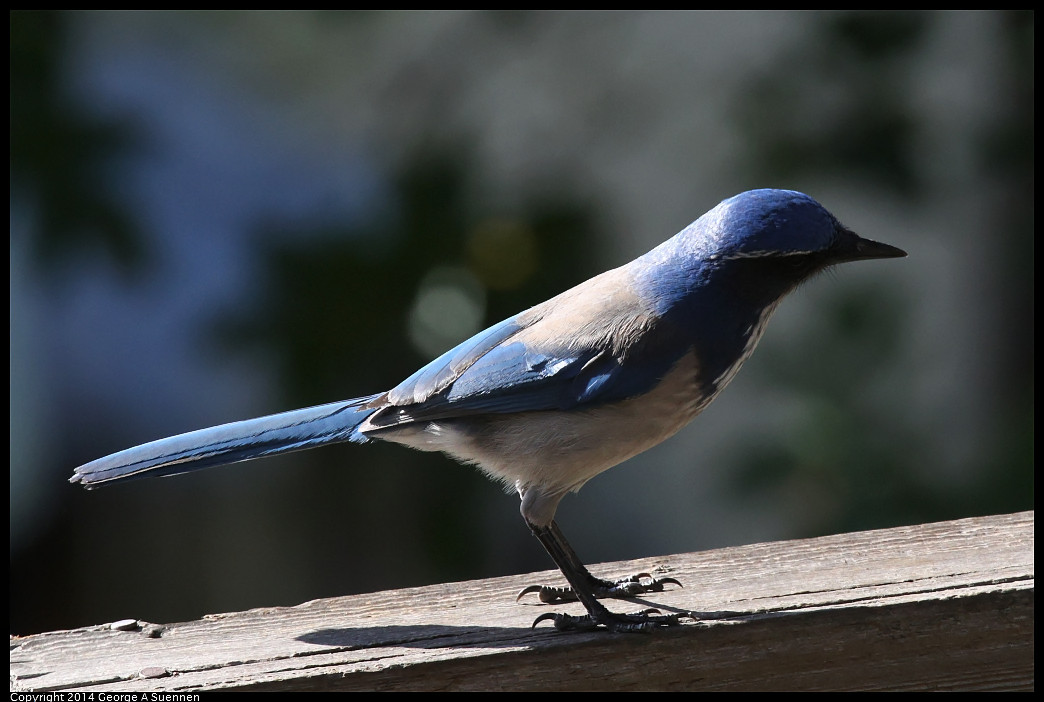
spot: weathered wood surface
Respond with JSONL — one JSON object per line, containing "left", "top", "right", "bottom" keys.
{"left": 10, "top": 511, "right": 1033, "bottom": 692}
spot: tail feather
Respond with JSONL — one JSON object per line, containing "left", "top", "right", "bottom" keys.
{"left": 69, "top": 394, "right": 383, "bottom": 488}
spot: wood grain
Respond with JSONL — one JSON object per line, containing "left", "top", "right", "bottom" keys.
{"left": 10, "top": 511, "right": 1033, "bottom": 691}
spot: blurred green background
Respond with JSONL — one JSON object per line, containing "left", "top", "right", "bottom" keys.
{"left": 10, "top": 10, "right": 1033, "bottom": 635}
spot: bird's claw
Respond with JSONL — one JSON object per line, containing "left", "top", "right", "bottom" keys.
{"left": 517, "top": 584, "right": 575, "bottom": 604}
{"left": 532, "top": 611, "right": 601, "bottom": 631}
{"left": 517, "top": 572, "right": 682, "bottom": 604}
{"left": 532, "top": 608, "right": 691, "bottom": 633}
{"left": 602, "top": 573, "right": 682, "bottom": 598}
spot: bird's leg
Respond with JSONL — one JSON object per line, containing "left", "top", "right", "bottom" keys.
{"left": 521, "top": 519, "right": 687, "bottom": 632}
{"left": 518, "top": 519, "right": 681, "bottom": 604}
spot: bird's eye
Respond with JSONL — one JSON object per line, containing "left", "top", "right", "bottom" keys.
{"left": 783, "top": 252, "right": 822, "bottom": 276}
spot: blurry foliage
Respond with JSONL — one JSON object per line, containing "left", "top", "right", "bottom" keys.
{"left": 10, "top": 10, "right": 145, "bottom": 272}
{"left": 732, "top": 286, "right": 947, "bottom": 535}
{"left": 730, "top": 10, "right": 1034, "bottom": 534}
{"left": 974, "top": 11, "right": 1035, "bottom": 521}
{"left": 212, "top": 148, "right": 600, "bottom": 404}
{"left": 735, "top": 11, "right": 929, "bottom": 197}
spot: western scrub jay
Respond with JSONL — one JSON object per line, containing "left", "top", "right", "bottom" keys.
{"left": 71, "top": 189, "right": 906, "bottom": 632}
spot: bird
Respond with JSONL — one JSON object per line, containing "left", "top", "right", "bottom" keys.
{"left": 70, "top": 188, "right": 906, "bottom": 633}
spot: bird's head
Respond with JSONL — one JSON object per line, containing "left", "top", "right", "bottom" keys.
{"left": 703, "top": 189, "right": 906, "bottom": 266}
{"left": 635, "top": 189, "right": 906, "bottom": 316}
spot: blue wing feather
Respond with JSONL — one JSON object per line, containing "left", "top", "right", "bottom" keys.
{"left": 372, "top": 318, "right": 687, "bottom": 425}
{"left": 387, "top": 316, "right": 525, "bottom": 405}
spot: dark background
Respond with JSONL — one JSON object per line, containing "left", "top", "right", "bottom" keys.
{"left": 11, "top": 10, "right": 1033, "bottom": 635}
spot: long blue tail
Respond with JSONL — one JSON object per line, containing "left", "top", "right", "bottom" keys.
{"left": 69, "top": 394, "right": 383, "bottom": 488}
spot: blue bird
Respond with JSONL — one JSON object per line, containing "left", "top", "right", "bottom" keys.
{"left": 71, "top": 189, "right": 906, "bottom": 632}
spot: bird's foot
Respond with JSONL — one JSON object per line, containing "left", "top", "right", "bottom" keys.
{"left": 532, "top": 608, "right": 693, "bottom": 633}
{"left": 517, "top": 572, "right": 681, "bottom": 605}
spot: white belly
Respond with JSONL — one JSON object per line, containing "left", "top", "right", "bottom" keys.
{"left": 372, "top": 352, "right": 706, "bottom": 498}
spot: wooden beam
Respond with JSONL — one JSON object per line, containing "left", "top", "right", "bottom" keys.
{"left": 10, "top": 511, "right": 1033, "bottom": 692}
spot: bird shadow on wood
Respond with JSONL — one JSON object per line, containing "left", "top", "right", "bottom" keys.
{"left": 297, "top": 601, "right": 750, "bottom": 650}
{"left": 298, "top": 624, "right": 565, "bottom": 649}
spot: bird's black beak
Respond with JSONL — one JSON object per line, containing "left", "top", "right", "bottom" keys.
{"left": 833, "top": 227, "right": 907, "bottom": 262}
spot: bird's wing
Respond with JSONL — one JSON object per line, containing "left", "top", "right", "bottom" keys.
{"left": 369, "top": 270, "right": 685, "bottom": 427}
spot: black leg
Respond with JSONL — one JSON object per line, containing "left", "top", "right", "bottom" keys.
{"left": 518, "top": 521, "right": 681, "bottom": 603}
{"left": 522, "top": 519, "right": 688, "bottom": 633}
